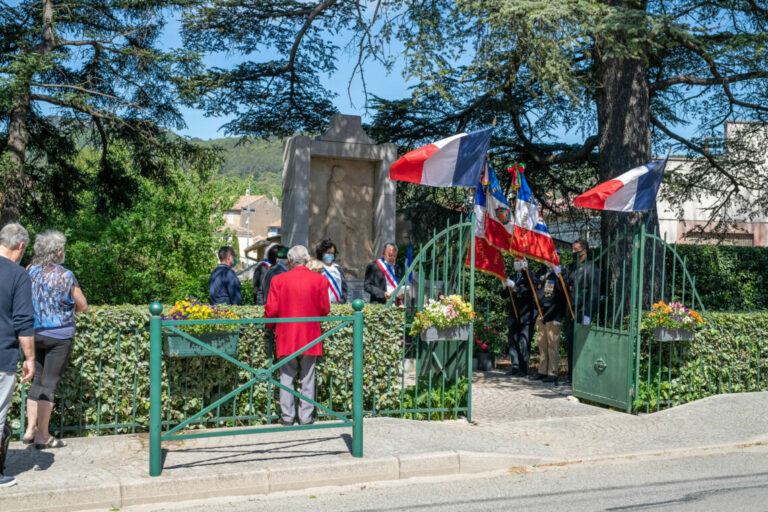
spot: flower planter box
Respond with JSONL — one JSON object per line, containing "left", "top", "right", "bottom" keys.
{"left": 653, "top": 327, "right": 694, "bottom": 342}
{"left": 164, "top": 330, "right": 240, "bottom": 357}
{"left": 420, "top": 324, "right": 470, "bottom": 342}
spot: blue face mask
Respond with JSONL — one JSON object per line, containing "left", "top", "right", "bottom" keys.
{"left": 323, "top": 253, "right": 335, "bottom": 264}
{"left": 232, "top": 257, "right": 237, "bottom": 267}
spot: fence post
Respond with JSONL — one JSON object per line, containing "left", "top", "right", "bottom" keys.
{"left": 149, "top": 302, "right": 163, "bottom": 476}
{"left": 351, "top": 299, "right": 365, "bottom": 457}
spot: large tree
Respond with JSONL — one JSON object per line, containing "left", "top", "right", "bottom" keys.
{"left": 0, "top": 0, "right": 203, "bottom": 224}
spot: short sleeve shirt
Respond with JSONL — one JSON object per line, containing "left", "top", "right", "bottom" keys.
{"left": 28, "top": 264, "right": 78, "bottom": 338}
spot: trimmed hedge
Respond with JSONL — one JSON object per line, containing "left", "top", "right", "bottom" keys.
{"left": 8, "top": 304, "right": 404, "bottom": 436}
{"left": 633, "top": 311, "right": 768, "bottom": 412}
{"left": 668, "top": 245, "right": 768, "bottom": 311}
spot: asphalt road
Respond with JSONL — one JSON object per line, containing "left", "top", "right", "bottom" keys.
{"left": 97, "top": 445, "right": 768, "bottom": 512}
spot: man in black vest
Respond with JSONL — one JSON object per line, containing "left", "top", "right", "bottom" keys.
{"left": 261, "top": 246, "right": 289, "bottom": 303}
{"left": 529, "top": 264, "right": 566, "bottom": 384}
{"left": 364, "top": 243, "right": 403, "bottom": 304}
{"left": 501, "top": 258, "right": 537, "bottom": 378}
{"left": 562, "top": 239, "right": 599, "bottom": 385}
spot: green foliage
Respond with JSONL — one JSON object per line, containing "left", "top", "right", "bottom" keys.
{"left": 45, "top": 161, "right": 240, "bottom": 305}
{"left": 190, "top": 137, "right": 283, "bottom": 199}
{"left": 669, "top": 245, "right": 768, "bottom": 312}
{"left": 401, "top": 377, "right": 469, "bottom": 420}
{"left": 633, "top": 311, "right": 768, "bottom": 413}
{"left": 7, "top": 304, "right": 405, "bottom": 436}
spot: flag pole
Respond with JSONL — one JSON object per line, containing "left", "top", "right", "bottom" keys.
{"left": 524, "top": 266, "right": 544, "bottom": 319}
{"left": 558, "top": 272, "right": 575, "bottom": 319}
{"left": 507, "top": 286, "right": 519, "bottom": 321}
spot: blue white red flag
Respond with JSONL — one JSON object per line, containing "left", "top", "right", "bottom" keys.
{"left": 483, "top": 162, "right": 515, "bottom": 252}
{"left": 405, "top": 241, "right": 414, "bottom": 283}
{"left": 509, "top": 168, "right": 559, "bottom": 266}
{"left": 466, "top": 182, "right": 506, "bottom": 280}
{"left": 574, "top": 159, "right": 668, "bottom": 211}
{"left": 390, "top": 128, "right": 493, "bottom": 187}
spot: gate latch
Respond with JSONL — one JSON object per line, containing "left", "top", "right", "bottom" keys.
{"left": 593, "top": 358, "right": 607, "bottom": 374}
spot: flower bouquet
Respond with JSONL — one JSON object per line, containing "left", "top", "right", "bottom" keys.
{"left": 410, "top": 295, "right": 475, "bottom": 341}
{"left": 645, "top": 301, "right": 704, "bottom": 342}
{"left": 162, "top": 297, "right": 241, "bottom": 357}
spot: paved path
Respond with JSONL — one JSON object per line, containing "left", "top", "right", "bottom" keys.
{"left": 1, "top": 370, "right": 767, "bottom": 512}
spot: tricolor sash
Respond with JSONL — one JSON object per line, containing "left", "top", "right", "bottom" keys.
{"left": 323, "top": 267, "right": 342, "bottom": 303}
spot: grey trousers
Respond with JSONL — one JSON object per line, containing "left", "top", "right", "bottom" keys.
{"left": 0, "top": 372, "right": 15, "bottom": 437}
{"left": 279, "top": 355, "right": 316, "bottom": 424}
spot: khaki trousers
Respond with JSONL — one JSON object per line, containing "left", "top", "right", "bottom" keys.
{"left": 536, "top": 320, "right": 561, "bottom": 377}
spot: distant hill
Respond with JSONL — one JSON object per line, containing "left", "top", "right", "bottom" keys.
{"left": 190, "top": 137, "right": 283, "bottom": 199}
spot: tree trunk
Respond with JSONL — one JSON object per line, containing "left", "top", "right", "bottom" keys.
{"left": 0, "top": 0, "right": 57, "bottom": 225}
{"left": 594, "top": 0, "right": 662, "bottom": 308}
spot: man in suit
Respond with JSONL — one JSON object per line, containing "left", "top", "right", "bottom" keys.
{"left": 265, "top": 245, "right": 330, "bottom": 426}
{"left": 253, "top": 243, "right": 278, "bottom": 306}
{"left": 501, "top": 258, "right": 537, "bottom": 378}
{"left": 562, "top": 239, "right": 600, "bottom": 385}
{"left": 364, "top": 243, "right": 403, "bottom": 304}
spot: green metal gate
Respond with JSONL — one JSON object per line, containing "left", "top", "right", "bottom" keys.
{"left": 386, "top": 218, "right": 476, "bottom": 421}
{"left": 571, "top": 225, "right": 713, "bottom": 413}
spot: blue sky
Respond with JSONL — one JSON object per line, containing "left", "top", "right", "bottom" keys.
{"left": 162, "top": 16, "right": 415, "bottom": 140}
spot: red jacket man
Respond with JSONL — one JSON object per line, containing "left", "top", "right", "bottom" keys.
{"left": 265, "top": 245, "right": 330, "bottom": 425}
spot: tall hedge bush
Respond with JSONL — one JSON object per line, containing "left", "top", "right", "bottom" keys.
{"left": 8, "top": 304, "right": 404, "bottom": 437}
{"left": 633, "top": 311, "right": 768, "bottom": 412}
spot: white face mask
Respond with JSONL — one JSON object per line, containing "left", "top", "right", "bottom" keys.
{"left": 60, "top": 253, "right": 65, "bottom": 265}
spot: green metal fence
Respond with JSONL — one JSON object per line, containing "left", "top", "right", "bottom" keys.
{"left": 572, "top": 224, "right": 768, "bottom": 413}
{"left": 386, "top": 218, "right": 476, "bottom": 422}
{"left": 148, "top": 300, "right": 366, "bottom": 476}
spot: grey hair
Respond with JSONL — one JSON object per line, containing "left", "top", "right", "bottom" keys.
{"left": 32, "top": 230, "right": 67, "bottom": 266}
{"left": 0, "top": 223, "right": 30, "bottom": 249}
{"left": 287, "top": 245, "right": 310, "bottom": 266}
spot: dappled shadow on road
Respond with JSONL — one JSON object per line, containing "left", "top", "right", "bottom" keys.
{"left": 5, "top": 446, "right": 55, "bottom": 476}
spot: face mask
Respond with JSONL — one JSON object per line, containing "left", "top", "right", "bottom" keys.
{"left": 513, "top": 261, "right": 522, "bottom": 272}
{"left": 61, "top": 252, "right": 65, "bottom": 265}
{"left": 323, "top": 253, "right": 335, "bottom": 264}
{"left": 277, "top": 258, "right": 288, "bottom": 266}
{"left": 232, "top": 257, "right": 237, "bottom": 266}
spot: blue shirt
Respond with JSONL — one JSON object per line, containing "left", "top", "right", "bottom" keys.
{"left": 209, "top": 264, "right": 242, "bottom": 305}
{"left": 0, "top": 256, "right": 35, "bottom": 372}
{"left": 28, "top": 264, "right": 79, "bottom": 339}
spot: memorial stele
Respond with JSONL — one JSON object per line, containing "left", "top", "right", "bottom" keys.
{"left": 281, "top": 114, "right": 397, "bottom": 278}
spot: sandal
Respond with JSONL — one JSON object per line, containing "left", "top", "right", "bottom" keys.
{"left": 34, "top": 437, "right": 66, "bottom": 450}
{"left": 22, "top": 436, "right": 35, "bottom": 445}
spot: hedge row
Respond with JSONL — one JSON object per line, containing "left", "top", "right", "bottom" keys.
{"left": 633, "top": 311, "right": 768, "bottom": 412}
{"left": 8, "top": 304, "right": 405, "bottom": 436}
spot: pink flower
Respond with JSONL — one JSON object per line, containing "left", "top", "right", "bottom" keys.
{"left": 481, "top": 344, "right": 488, "bottom": 349}
{"left": 493, "top": 329, "right": 498, "bottom": 334}
{"left": 475, "top": 340, "right": 481, "bottom": 344}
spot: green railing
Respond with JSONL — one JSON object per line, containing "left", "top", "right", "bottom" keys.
{"left": 386, "top": 218, "right": 475, "bottom": 422}
{"left": 148, "top": 300, "right": 366, "bottom": 476}
{"left": 631, "top": 225, "right": 768, "bottom": 412}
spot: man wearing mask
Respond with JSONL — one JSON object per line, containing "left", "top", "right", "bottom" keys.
{"left": 0, "top": 223, "right": 36, "bottom": 487}
{"left": 529, "top": 263, "right": 566, "bottom": 384}
{"left": 364, "top": 243, "right": 403, "bottom": 304}
{"left": 209, "top": 246, "right": 242, "bottom": 305}
{"left": 501, "top": 258, "right": 537, "bottom": 378}
{"left": 562, "top": 239, "right": 599, "bottom": 385}
{"left": 261, "top": 246, "right": 289, "bottom": 302}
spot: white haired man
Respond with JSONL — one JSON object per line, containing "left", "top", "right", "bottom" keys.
{"left": 0, "top": 223, "right": 36, "bottom": 487}
{"left": 264, "top": 245, "right": 330, "bottom": 425}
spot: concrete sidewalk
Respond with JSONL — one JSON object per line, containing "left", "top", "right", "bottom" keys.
{"left": 2, "top": 371, "right": 767, "bottom": 512}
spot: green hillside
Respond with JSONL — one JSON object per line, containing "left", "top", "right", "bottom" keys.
{"left": 190, "top": 137, "right": 283, "bottom": 199}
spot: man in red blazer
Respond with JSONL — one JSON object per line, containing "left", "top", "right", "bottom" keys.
{"left": 265, "top": 245, "right": 331, "bottom": 425}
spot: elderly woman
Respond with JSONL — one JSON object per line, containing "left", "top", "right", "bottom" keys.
{"left": 315, "top": 239, "right": 347, "bottom": 304}
{"left": 23, "top": 230, "right": 87, "bottom": 449}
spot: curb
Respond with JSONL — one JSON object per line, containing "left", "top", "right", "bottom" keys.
{"left": 2, "top": 441, "right": 766, "bottom": 512}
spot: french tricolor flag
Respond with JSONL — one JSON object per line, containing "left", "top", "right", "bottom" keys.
{"left": 574, "top": 159, "right": 668, "bottom": 211}
{"left": 389, "top": 128, "right": 493, "bottom": 187}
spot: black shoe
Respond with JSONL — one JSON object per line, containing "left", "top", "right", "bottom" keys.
{"left": 527, "top": 373, "right": 546, "bottom": 381}
{"left": 512, "top": 370, "right": 527, "bottom": 378}
{"left": 506, "top": 368, "right": 520, "bottom": 376}
{"left": 559, "top": 377, "right": 572, "bottom": 386}
{"left": 542, "top": 375, "right": 557, "bottom": 383}
{"left": 279, "top": 418, "right": 295, "bottom": 426}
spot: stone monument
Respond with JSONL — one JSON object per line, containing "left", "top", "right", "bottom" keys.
{"left": 282, "top": 114, "right": 397, "bottom": 279}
